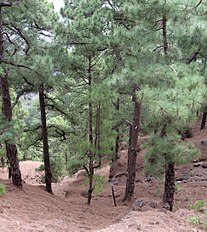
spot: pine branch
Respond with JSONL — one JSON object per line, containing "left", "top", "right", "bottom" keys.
{"left": 3, "top": 32, "right": 18, "bottom": 55}
{"left": 193, "top": 0, "right": 203, "bottom": 9}
{"left": 4, "top": 23, "right": 30, "bottom": 54}
{"left": 44, "top": 95, "right": 68, "bottom": 116}
{"left": 1, "top": 59, "right": 45, "bottom": 78}
{"left": 186, "top": 47, "right": 201, "bottom": 64}
{"left": 12, "top": 87, "right": 34, "bottom": 109}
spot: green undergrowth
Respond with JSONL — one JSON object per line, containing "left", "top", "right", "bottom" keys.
{"left": 0, "top": 183, "right": 6, "bottom": 196}
{"left": 187, "top": 200, "right": 207, "bottom": 230}
{"left": 84, "top": 175, "right": 106, "bottom": 194}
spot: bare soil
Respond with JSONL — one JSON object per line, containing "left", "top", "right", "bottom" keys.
{"left": 1, "top": 121, "right": 207, "bottom": 231}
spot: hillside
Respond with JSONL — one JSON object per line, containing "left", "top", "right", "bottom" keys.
{"left": 0, "top": 122, "right": 207, "bottom": 231}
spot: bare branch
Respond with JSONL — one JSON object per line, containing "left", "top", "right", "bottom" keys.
{"left": 1, "top": 59, "right": 45, "bottom": 78}
{"left": 186, "top": 47, "right": 201, "bottom": 64}
{"left": 194, "top": 0, "right": 203, "bottom": 9}
{"left": 12, "top": 87, "right": 33, "bottom": 109}
{"left": 5, "top": 23, "right": 30, "bottom": 54}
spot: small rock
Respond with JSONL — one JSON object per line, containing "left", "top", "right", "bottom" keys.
{"left": 2, "top": 201, "right": 11, "bottom": 209}
{"left": 149, "top": 201, "right": 157, "bottom": 208}
{"left": 193, "top": 162, "right": 202, "bottom": 167}
{"left": 144, "top": 176, "right": 153, "bottom": 182}
{"left": 201, "top": 140, "right": 207, "bottom": 145}
{"left": 176, "top": 174, "right": 189, "bottom": 182}
{"left": 202, "top": 163, "right": 207, "bottom": 168}
{"left": 131, "top": 200, "right": 145, "bottom": 211}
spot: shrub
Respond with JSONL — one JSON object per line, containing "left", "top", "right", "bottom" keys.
{"left": 190, "top": 200, "right": 205, "bottom": 211}
{"left": 51, "top": 154, "right": 65, "bottom": 182}
{"left": 0, "top": 184, "right": 6, "bottom": 196}
{"left": 84, "top": 175, "right": 105, "bottom": 194}
{"left": 187, "top": 216, "right": 201, "bottom": 225}
{"left": 36, "top": 155, "right": 66, "bottom": 183}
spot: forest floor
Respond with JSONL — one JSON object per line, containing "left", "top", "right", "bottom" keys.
{"left": 1, "top": 122, "right": 207, "bottom": 231}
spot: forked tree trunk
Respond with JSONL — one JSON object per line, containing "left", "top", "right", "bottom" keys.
{"left": 163, "top": 161, "right": 175, "bottom": 211}
{"left": 39, "top": 86, "right": 52, "bottom": 194}
{"left": 124, "top": 85, "right": 141, "bottom": 201}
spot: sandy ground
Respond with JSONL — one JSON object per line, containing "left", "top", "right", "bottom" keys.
{"left": 1, "top": 121, "right": 207, "bottom": 231}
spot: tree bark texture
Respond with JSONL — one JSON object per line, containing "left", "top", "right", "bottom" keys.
{"left": 162, "top": 15, "right": 175, "bottom": 211}
{"left": 124, "top": 85, "right": 141, "bottom": 201}
{"left": 87, "top": 55, "right": 94, "bottom": 205}
{"left": 0, "top": 5, "right": 22, "bottom": 187}
{"left": 163, "top": 162, "right": 175, "bottom": 211}
{"left": 39, "top": 87, "right": 53, "bottom": 194}
{"left": 200, "top": 111, "right": 207, "bottom": 130}
{"left": 163, "top": 15, "right": 168, "bottom": 56}
{"left": 0, "top": 73, "right": 22, "bottom": 187}
{"left": 114, "top": 97, "right": 120, "bottom": 162}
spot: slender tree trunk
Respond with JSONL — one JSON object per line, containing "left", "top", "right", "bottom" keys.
{"left": 114, "top": 97, "right": 120, "bottom": 162}
{"left": 87, "top": 55, "right": 94, "bottom": 205}
{"left": 109, "top": 98, "right": 120, "bottom": 180}
{"left": 39, "top": 86, "right": 52, "bottom": 194}
{"left": 161, "top": 15, "right": 175, "bottom": 211}
{"left": 0, "top": 147, "right": 5, "bottom": 167}
{"left": 163, "top": 15, "right": 168, "bottom": 56}
{"left": 163, "top": 162, "right": 175, "bottom": 211}
{"left": 200, "top": 111, "right": 207, "bottom": 130}
{"left": 124, "top": 85, "right": 141, "bottom": 201}
{"left": 161, "top": 125, "right": 175, "bottom": 211}
{"left": 95, "top": 103, "right": 101, "bottom": 166}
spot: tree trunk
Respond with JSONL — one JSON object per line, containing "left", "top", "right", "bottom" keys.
{"left": 163, "top": 162, "right": 175, "bottom": 211}
{"left": 163, "top": 15, "right": 168, "bottom": 56}
{"left": 39, "top": 86, "right": 53, "bottom": 194}
{"left": 200, "top": 111, "right": 207, "bottom": 130}
{"left": 114, "top": 97, "right": 120, "bottom": 162}
{"left": 124, "top": 85, "right": 141, "bottom": 201}
{"left": 1, "top": 74, "right": 22, "bottom": 186}
{"left": 0, "top": 5, "right": 22, "bottom": 188}
{"left": 161, "top": 15, "right": 175, "bottom": 211}
{"left": 87, "top": 55, "right": 94, "bottom": 205}
{"left": 95, "top": 103, "right": 101, "bottom": 166}
{"left": 161, "top": 126, "right": 175, "bottom": 211}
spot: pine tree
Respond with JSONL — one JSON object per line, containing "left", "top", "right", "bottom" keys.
{"left": 0, "top": 2, "right": 22, "bottom": 188}
{"left": 0, "top": 0, "right": 58, "bottom": 191}
{"left": 59, "top": 0, "right": 117, "bottom": 204}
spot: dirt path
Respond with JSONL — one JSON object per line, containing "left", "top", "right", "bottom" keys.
{"left": 0, "top": 122, "right": 207, "bottom": 231}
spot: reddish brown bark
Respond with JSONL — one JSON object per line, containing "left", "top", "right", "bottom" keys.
{"left": 87, "top": 55, "right": 94, "bottom": 205}
{"left": 0, "top": 6, "right": 22, "bottom": 187}
{"left": 39, "top": 86, "right": 52, "bottom": 194}
{"left": 124, "top": 85, "right": 141, "bottom": 201}
{"left": 162, "top": 15, "right": 175, "bottom": 211}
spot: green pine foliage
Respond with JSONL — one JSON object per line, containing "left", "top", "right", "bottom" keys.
{"left": 0, "top": 0, "right": 207, "bottom": 205}
{"left": 143, "top": 133, "right": 200, "bottom": 177}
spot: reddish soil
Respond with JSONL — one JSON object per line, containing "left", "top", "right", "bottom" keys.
{"left": 1, "top": 121, "right": 207, "bottom": 231}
